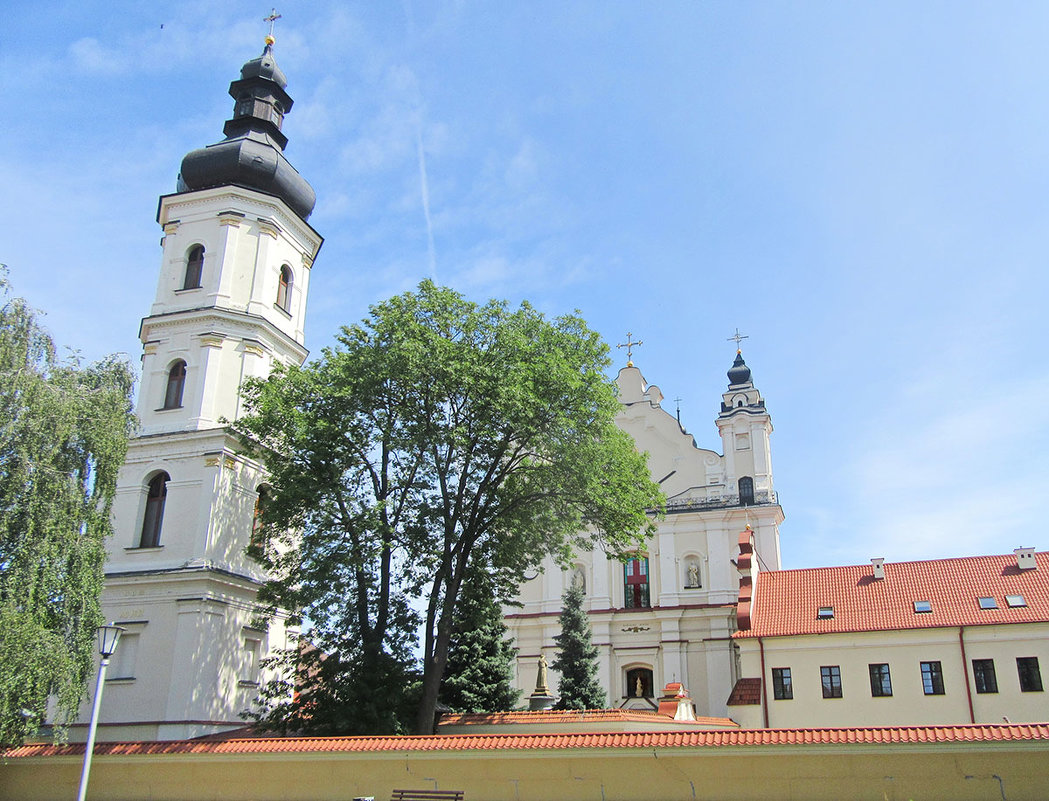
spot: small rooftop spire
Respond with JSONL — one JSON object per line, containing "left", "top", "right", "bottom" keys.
{"left": 263, "top": 8, "right": 282, "bottom": 46}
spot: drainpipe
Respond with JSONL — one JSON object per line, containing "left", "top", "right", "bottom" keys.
{"left": 959, "top": 626, "right": 975, "bottom": 724}
{"left": 759, "top": 637, "right": 769, "bottom": 728}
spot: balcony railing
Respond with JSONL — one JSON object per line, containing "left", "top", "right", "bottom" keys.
{"left": 664, "top": 490, "right": 779, "bottom": 513}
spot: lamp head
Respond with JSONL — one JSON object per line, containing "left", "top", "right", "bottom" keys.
{"left": 97, "top": 624, "right": 126, "bottom": 658}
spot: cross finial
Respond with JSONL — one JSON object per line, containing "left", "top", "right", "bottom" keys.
{"left": 264, "top": 8, "right": 282, "bottom": 45}
{"left": 727, "top": 328, "right": 749, "bottom": 353}
{"left": 616, "top": 332, "right": 643, "bottom": 366}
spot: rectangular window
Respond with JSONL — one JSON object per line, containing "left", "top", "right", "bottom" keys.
{"left": 1006, "top": 594, "right": 1027, "bottom": 608}
{"left": 772, "top": 668, "right": 793, "bottom": 700}
{"left": 1017, "top": 657, "right": 1043, "bottom": 692}
{"left": 913, "top": 600, "right": 932, "bottom": 613}
{"left": 972, "top": 659, "right": 998, "bottom": 694}
{"left": 921, "top": 661, "right": 945, "bottom": 695}
{"left": 820, "top": 665, "right": 842, "bottom": 698}
{"left": 978, "top": 596, "right": 998, "bottom": 610}
{"left": 817, "top": 606, "right": 834, "bottom": 620}
{"left": 623, "top": 557, "right": 650, "bottom": 609}
{"left": 868, "top": 663, "right": 892, "bottom": 697}
{"left": 108, "top": 632, "right": 140, "bottom": 680}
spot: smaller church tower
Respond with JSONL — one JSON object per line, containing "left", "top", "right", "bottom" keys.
{"left": 715, "top": 352, "right": 781, "bottom": 570}
{"left": 83, "top": 34, "right": 322, "bottom": 742}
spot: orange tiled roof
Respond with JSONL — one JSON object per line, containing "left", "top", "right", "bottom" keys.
{"left": 726, "top": 678, "right": 762, "bottom": 706}
{"left": 6, "top": 724, "right": 1048, "bottom": 758}
{"left": 439, "top": 709, "right": 736, "bottom": 728}
{"left": 736, "top": 552, "right": 1049, "bottom": 639}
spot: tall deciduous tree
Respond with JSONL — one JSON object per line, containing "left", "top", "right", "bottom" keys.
{"left": 0, "top": 272, "right": 136, "bottom": 745}
{"left": 233, "top": 281, "right": 663, "bottom": 734}
{"left": 440, "top": 575, "right": 520, "bottom": 713}
{"left": 551, "top": 580, "right": 606, "bottom": 710}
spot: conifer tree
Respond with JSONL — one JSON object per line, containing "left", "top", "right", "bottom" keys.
{"left": 551, "top": 580, "right": 606, "bottom": 710}
{"left": 440, "top": 576, "right": 521, "bottom": 713}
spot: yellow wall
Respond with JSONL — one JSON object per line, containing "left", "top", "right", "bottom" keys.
{"left": 5, "top": 740, "right": 1049, "bottom": 801}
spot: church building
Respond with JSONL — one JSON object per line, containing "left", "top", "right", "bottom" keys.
{"left": 505, "top": 350, "right": 784, "bottom": 718}
{"left": 77, "top": 36, "right": 322, "bottom": 741}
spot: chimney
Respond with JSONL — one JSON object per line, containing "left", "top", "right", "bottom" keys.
{"left": 871, "top": 558, "right": 885, "bottom": 580}
{"left": 1015, "top": 547, "right": 1037, "bottom": 571}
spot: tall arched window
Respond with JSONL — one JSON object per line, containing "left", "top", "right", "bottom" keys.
{"left": 276, "top": 265, "right": 293, "bottom": 311}
{"left": 140, "top": 472, "right": 169, "bottom": 548}
{"left": 623, "top": 556, "right": 650, "bottom": 609}
{"left": 163, "top": 361, "right": 187, "bottom": 409}
{"left": 738, "top": 476, "right": 755, "bottom": 506}
{"left": 183, "top": 245, "right": 204, "bottom": 289}
{"left": 251, "top": 485, "right": 270, "bottom": 547}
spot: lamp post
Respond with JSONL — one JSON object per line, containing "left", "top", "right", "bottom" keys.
{"left": 76, "top": 623, "right": 125, "bottom": 801}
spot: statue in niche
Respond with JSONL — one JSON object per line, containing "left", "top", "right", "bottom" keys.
{"left": 572, "top": 567, "right": 586, "bottom": 592}
{"left": 686, "top": 561, "right": 700, "bottom": 588}
{"left": 635, "top": 675, "right": 644, "bottom": 697}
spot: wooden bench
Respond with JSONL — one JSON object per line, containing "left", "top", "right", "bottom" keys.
{"left": 390, "top": 790, "right": 465, "bottom": 801}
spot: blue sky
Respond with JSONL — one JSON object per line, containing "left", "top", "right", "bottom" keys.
{"left": 3, "top": 2, "right": 1048, "bottom": 569}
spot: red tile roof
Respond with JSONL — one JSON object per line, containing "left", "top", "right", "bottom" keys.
{"left": 7, "top": 724, "right": 1048, "bottom": 758}
{"left": 438, "top": 709, "right": 737, "bottom": 728}
{"left": 726, "top": 678, "right": 762, "bottom": 706}
{"left": 735, "top": 552, "right": 1049, "bottom": 639}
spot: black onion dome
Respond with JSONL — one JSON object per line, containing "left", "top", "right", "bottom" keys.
{"left": 177, "top": 44, "right": 316, "bottom": 221}
{"left": 727, "top": 352, "right": 752, "bottom": 385}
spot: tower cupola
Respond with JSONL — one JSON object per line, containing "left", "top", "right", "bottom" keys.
{"left": 177, "top": 40, "right": 316, "bottom": 221}
{"left": 727, "top": 352, "right": 752, "bottom": 386}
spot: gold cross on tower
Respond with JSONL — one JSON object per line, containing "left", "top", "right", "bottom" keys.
{"left": 617, "top": 332, "right": 643, "bottom": 367}
{"left": 264, "top": 8, "right": 282, "bottom": 45}
{"left": 727, "top": 328, "right": 749, "bottom": 353}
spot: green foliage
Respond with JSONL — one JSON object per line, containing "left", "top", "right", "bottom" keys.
{"left": 551, "top": 581, "right": 606, "bottom": 710}
{"left": 440, "top": 576, "right": 521, "bottom": 713}
{"left": 232, "top": 281, "right": 663, "bottom": 734}
{"left": 0, "top": 271, "right": 136, "bottom": 745}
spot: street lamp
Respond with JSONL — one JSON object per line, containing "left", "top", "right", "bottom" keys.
{"left": 76, "top": 623, "right": 125, "bottom": 801}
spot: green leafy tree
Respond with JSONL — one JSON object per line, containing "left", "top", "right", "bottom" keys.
{"left": 551, "top": 580, "right": 606, "bottom": 710}
{"left": 232, "top": 281, "right": 663, "bottom": 734}
{"left": 440, "top": 575, "right": 521, "bottom": 713}
{"left": 0, "top": 271, "right": 136, "bottom": 745}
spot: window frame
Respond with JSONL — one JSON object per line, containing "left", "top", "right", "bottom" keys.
{"left": 738, "top": 475, "right": 755, "bottom": 506}
{"left": 972, "top": 658, "right": 998, "bottom": 694}
{"left": 977, "top": 596, "right": 998, "bottom": 610}
{"left": 1006, "top": 594, "right": 1027, "bottom": 608}
{"left": 820, "top": 665, "right": 842, "bottom": 699}
{"left": 868, "top": 663, "right": 892, "bottom": 697}
{"left": 139, "top": 472, "right": 169, "bottom": 548}
{"left": 771, "top": 667, "right": 793, "bottom": 700}
{"left": 623, "top": 556, "right": 650, "bottom": 609}
{"left": 162, "top": 360, "right": 187, "bottom": 410}
{"left": 913, "top": 600, "right": 932, "bottom": 614}
{"left": 182, "top": 244, "right": 205, "bottom": 290}
{"left": 920, "top": 661, "right": 945, "bottom": 695}
{"left": 1017, "top": 657, "right": 1043, "bottom": 692}
{"left": 276, "top": 265, "right": 293, "bottom": 312}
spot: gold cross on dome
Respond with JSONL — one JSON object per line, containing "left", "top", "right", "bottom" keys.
{"left": 264, "top": 9, "right": 282, "bottom": 43}
{"left": 616, "top": 332, "right": 643, "bottom": 366}
{"left": 727, "top": 328, "right": 749, "bottom": 353}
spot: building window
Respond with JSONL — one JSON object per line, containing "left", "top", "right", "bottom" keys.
{"left": 163, "top": 360, "right": 187, "bottom": 409}
{"left": 183, "top": 245, "right": 204, "bottom": 289}
{"left": 625, "top": 667, "right": 654, "bottom": 698}
{"left": 1006, "top": 594, "right": 1027, "bottom": 608}
{"left": 817, "top": 606, "right": 834, "bottom": 620}
{"left": 869, "top": 663, "right": 892, "bottom": 697}
{"left": 920, "top": 661, "right": 945, "bottom": 695}
{"left": 1017, "top": 657, "right": 1043, "bottom": 692}
{"left": 978, "top": 596, "right": 998, "bottom": 610}
{"left": 276, "top": 265, "right": 293, "bottom": 311}
{"left": 820, "top": 666, "right": 842, "bottom": 698}
{"left": 139, "top": 472, "right": 169, "bottom": 548}
{"left": 623, "top": 556, "right": 650, "bottom": 609}
{"left": 738, "top": 476, "right": 755, "bottom": 506}
{"left": 972, "top": 659, "right": 998, "bottom": 694}
{"left": 251, "top": 485, "right": 270, "bottom": 547}
{"left": 772, "top": 668, "right": 793, "bottom": 700}
{"left": 913, "top": 600, "right": 932, "bottom": 614}
{"left": 240, "top": 632, "right": 262, "bottom": 685}
{"left": 108, "top": 630, "right": 140, "bottom": 680}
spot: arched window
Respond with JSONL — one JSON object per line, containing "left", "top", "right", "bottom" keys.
{"left": 738, "top": 476, "right": 755, "bottom": 506}
{"left": 163, "top": 361, "right": 187, "bottom": 409}
{"left": 625, "top": 667, "right": 654, "bottom": 699}
{"left": 140, "top": 472, "right": 169, "bottom": 548}
{"left": 183, "top": 245, "right": 204, "bottom": 289}
{"left": 623, "top": 556, "right": 650, "bottom": 609}
{"left": 251, "top": 485, "right": 270, "bottom": 547}
{"left": 276, "top": 265, "right": 293, "bottom": 311}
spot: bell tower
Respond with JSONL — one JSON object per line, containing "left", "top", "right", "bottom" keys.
{"left": 83, "top": 35, "right": 322, "bottom": 742}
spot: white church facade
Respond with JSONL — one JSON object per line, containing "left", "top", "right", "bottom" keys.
{"left": 76, "top": 39, "right": 322, "bottom": 741}
{"left": 504, "top": 352, "right": 784, "bottom": 718}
